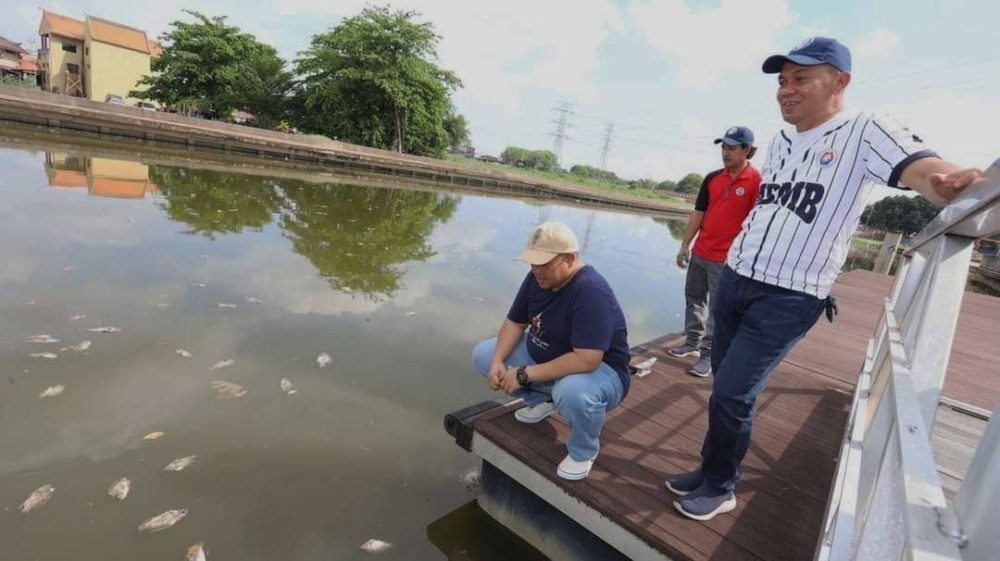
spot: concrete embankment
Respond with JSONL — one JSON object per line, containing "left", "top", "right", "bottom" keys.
{"left": 0, "top": 86, "right": 690, "bottom": 217}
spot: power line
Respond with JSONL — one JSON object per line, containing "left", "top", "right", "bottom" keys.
{"left": 548, "top": 101, "right": 574, "bottom": 167}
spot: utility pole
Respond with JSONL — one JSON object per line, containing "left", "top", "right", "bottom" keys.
{"left": 598, "top": 122, "right": 615, "bottom": 180}
{"left": 549, "top": 101, "right": 573, "bottom": 167}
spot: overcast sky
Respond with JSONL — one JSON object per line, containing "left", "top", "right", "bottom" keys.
{"left": 6, "top": 0, "right": 999, "bottom": 202}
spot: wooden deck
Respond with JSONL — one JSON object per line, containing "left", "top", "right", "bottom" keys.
{"left": 471, "top": 270, "right": 1000, "bottom": 560}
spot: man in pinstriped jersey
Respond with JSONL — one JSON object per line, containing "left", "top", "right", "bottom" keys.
{"left": 664, "top": 36, "right": 985, "bottom": 521}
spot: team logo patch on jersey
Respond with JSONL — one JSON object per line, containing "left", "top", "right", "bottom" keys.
{"left": 735, "top": 186, "right": 746, "bottom": 197}
{"left": 818, "top": 149, "right": 837, "bottom": 167}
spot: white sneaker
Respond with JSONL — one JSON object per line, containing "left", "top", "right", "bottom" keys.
{"left": 514, "top": 401, "right": 556, "bottom": 424}
{"left": 557, "top": 454, "right": 596, "bottom": 481}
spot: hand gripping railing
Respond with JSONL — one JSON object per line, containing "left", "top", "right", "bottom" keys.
{"left": 816, "top": 161, "right": 1000, "bottom": 561}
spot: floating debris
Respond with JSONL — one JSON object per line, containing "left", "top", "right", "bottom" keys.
{"left": 404, "top": 312, "right": 416, "bottom": 317}
{"left": 460, "top": 467, "right": 482, "bottom": 492}
{"left": 108, "top": 478, "right": 131, "bottom": 501}
{"left": 245, "top": 296, "right": 264, "bottom": 304}
{"left": 137, "top": 509, "right": 188, "bottom": 533}
{"left": 361, "top": 539, "right": 393, "bottom": 554}
{"left": 210, "top": 359, "right": 234, "bottom": 370}
{"left": 39, "top": 385, "right": 65, "bottom": 398}
{"left": 315, "top": 353, "right": 331, "bottom": 368}
{"left": 31, "top": 352, "right": 58, "bottom": 359}
{"left": 216, "top": 303, "right": 237, "bottom": 309}
{"left": 156, "top": 303, "right": 170, "bottom": 309}
{"left": 62, "top": 266, "right": 76, "bottom": 272}
{"left": 60, "top": 341, "right": 91, "bottom": 353}
{"left": 211, "top": 380, "right": 247, "bottom": 400}
{"left": 186, "top": 542, "right": 207, "bottom": 561}
{"left": 88, "top": 326, "right": 122, "bottom": 333}
{"left": 176, "top": 349, "right": 193, "bottom": 359}
{"left": 25, "top": 335, "right": 60, "bottom": 344}
{"left": 163, "top": 456, "right": 198, "bottom": 472}
{"left": 143, "top": 431, "right": 165, "bottom": 441}
{"left": 192, "top": 283, "right": 207, "bottom": 288}
{"left": 280, "top": 378, "right": 296, "bottom": 395}
{"left": 70, "top": 314, "right": 87, "bottom": 322}
{"left": 19, "top": 485, "right": 55, "bottom": 513}
{"left": 473, "top": 297, "right": 485, "bottom": 302}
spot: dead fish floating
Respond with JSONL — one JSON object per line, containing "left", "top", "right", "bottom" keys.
{"left": 31, "top": 352, "right": 58, "bottom": 359}
{"left": 361, "top": 539, "right": 393, "bottom": 554}
{"left": 176, "top": 349, "right": 193, "bottom": 359}
{"left": 25, "top": 335, "right": 60, "bottom": 344}
{"left": 211, "top": 380, "right": 247, "bottom": 400}
{"left": 60, "top": 341, "right": 91, "bottom": 353}
{"left": 245, "top": 296, "right": 264, "bottom": 304}
{"left": 19, "top": 484, "right": 56, "bottom": 513}
{"left": 163, "top": 456, "right": 198, "bottom": 472}
{"left": 70, "top": 314, "right": 87, "bottom": 322}
{"left": 108, "top": 477, "right": 131, "bottom": 501}
{"left": 137, "top": 508, "right": 188, "bottom": 533}
{"left": 210, "top": 359, "right": 234, "bottom": 370}
{"left": 192, "top": 283, "right": 207, "bottom": 288}
{"left": 39, "top": 385, "right": 65, "bottom": 398}
{"left": 187, "top": 542, "right": 208, "bottom": 561}
{"left": 88, "top": 326, "right": 122, "bottom": 333}
{"left": 216, "top": 303, "right": 237, "bottom": 309}
{"left": 280, "top": 378, "right": 296, "bottom": 395}
{"left": 316, "top": 353, "right": 331, "bottom": 369}
{"left": 143, "top": 431, "right": 165, "bottom": 441}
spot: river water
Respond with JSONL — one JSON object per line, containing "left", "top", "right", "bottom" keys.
{"left": 0, "top": 140, "right": 689, "bottom": 560}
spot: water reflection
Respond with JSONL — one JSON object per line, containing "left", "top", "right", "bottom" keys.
{"left": 2, "top": 144, "right": 690, "bottom": 561}
{"left": 45, "top": 152, "right": 159, "bottom": 199}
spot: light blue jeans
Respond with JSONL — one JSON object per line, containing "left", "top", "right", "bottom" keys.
{"left": 472, "top": 334, "right": 625, "bottom": 461}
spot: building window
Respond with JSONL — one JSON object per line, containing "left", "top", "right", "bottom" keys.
{"left": 67, "top": 63, "right": 80, "bottom": 74}
{"left": 62, "top": 43, "right": 77, "bottom": 53}
{"left": 85, "top": 47, "right": 89, "bottom": 56}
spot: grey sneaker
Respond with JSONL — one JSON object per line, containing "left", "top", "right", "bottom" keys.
{"left": 689, "top": 357, "right": 712, "bottom": 377}
{"left": 515, "top": 401, "right": 556, "bottom": 424}
{"left": 673, "top": 483, "right": 737, "bottom": 521}
{"left": 668, "top": 343, "right": 701, "bottom": 358}
{"left": 665, "top": 469, "right": 704, "bottom": 496}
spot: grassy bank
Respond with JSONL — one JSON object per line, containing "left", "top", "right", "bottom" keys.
{"left": 850, "top": 237, "right": 882, "bottom": 251}
{"left": 446, "top": 156, "right": 689, "bottom": 206}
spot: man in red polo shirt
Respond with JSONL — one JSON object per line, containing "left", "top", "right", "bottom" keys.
{"left": 669, "top": 127, "right": 761, "bottom": 377}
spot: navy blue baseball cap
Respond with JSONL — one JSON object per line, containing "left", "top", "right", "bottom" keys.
{"left": 762, "top": 37, "right": 852, "bottom": 74}
{"left": 714, "top": 126, "right": 754, "bottom": 146}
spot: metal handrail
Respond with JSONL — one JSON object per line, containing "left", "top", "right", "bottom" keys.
{"left": 816, "top": 159, "right": 1000, "bottom": 560}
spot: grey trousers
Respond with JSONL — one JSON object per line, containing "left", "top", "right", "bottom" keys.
{"left": 683, "top": 254, "right": 725, "bottom": 357}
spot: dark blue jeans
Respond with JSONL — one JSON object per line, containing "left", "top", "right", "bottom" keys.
{"left": 700, "top": 266, "right": 826, "bottom": 492}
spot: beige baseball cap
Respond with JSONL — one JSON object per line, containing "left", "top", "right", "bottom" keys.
{"left": 517, "top": 221, "right": 580, "bottom": 265}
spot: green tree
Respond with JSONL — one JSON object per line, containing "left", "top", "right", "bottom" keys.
{"left": 676, "top": 173, "right": 704, "bottom": 194}
{"left": 629, "top": 178, "right": 657, "bottom": 191}
{"left": 133, "top": 11, "right": 291, "bottom": 122}
{"left": 656, "top": 180, "right": 677, "bottom": 192}
{"left": 569, "top": 165, "right": 620, "bottom": 183}
{"left": 442, "top": 107, "right": 470, "bottom": 148}
{"left": 500, "top": 147, "right": 558, "bottom": 172}
{"left": 294, "top": 6, "right": 465, "bottom": 157}
{"left": 861, "top": 195, "right": 942, "bottom": 234}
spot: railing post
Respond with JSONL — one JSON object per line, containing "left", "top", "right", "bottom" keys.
{"left": 956, "top": 403, "right": 1000, "bottom": 560}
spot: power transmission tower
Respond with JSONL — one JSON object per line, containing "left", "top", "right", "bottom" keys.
{"left": 598, "top": 122, "right": 615, "bottom": 179}
{"left": 549, "top": 101, "right": 574, "bottom": 167}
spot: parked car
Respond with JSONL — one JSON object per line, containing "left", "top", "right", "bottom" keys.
{"left": 105, "top": 94, "right": 126, "bottom": 105}
{"left": 135, "top": 101, "right": 156, "bottom": 111}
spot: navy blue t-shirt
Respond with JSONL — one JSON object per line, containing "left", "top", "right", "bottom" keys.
{"left": 507, "top": 265, "right": 631, "bottom": 394}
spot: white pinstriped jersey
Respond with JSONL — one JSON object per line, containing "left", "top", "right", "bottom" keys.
{"left": 727, "top": 110, "right": 937, "bottom": 298}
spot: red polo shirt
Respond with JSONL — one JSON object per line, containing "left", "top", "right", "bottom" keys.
{"left": 692, "top": 164, "right": 761, "bottom": 263}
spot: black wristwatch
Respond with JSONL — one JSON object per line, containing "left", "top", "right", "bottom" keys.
{"left": 516, "top": 366, "right": 532, "bottom": 387}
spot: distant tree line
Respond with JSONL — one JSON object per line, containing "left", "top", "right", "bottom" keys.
{"left": 133, "top": 7, "right": 469, "bottom": 158}
{"left": 861, "top": 195, "right": 942, "bottom": 234}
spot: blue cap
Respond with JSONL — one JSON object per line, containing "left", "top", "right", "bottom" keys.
{"left": 714, "top": 126, "right": 754, "bottom": 146}
{"left": 762, "top": 37, "right": 852, "bottom": 74}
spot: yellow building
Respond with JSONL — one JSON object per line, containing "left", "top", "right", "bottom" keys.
{"left": 39, "top": 11, "right": 159, "bottom": 104}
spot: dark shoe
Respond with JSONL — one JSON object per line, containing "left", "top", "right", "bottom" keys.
{"left": 668, "top": 343, "right": 700, "bottom": 358}
{"left": 673, "top": 483, "right": 737, "bottom": 521}
{"left": 689, "top": 357, "right": 712, "bottom": 378}
{"left": 664, "top": 469, "right": 704, "bottom": 496}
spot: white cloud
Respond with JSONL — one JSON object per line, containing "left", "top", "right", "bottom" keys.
{"left": 853, "top": 29, "right": 903, "bottom": 61}
{"left": 270, "top": 0, "right": 621, "bottom": 112}
{"left": 629, "top": 0, "right": 794, "bottom": 89}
